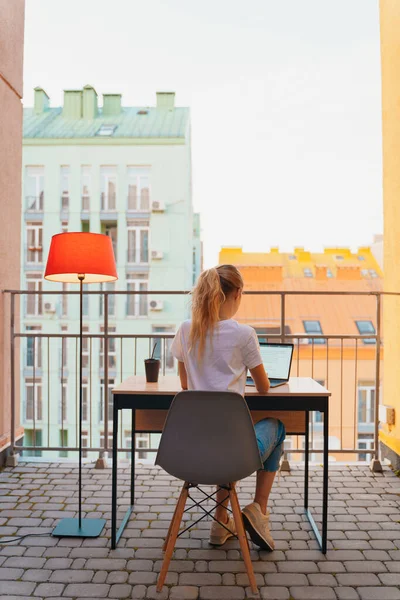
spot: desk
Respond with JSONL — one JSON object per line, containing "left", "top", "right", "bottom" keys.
{"left": 111, "top": 376, "right": 330, "bottom": 552}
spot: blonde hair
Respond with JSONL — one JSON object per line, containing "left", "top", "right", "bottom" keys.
{"left": 189, "top": 264, "right": 243, "bottom": 359}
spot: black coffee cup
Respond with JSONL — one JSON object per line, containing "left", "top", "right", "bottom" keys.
{"left": 144, "top": 358, "right": 160, "bottom": 383}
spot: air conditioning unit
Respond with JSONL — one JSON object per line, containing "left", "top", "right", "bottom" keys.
{"left": 151, "top": 250, "right": 164, "bottom": 260}
{"left": 297, "top": 337, "right": 309, "bottom": 345}
{"left": 149, "top": 300, "right": 163, "bottom": 311}
{"left": 151, "top": 200, "right": 165, "bottom": 213}
{"left": 44, "top": 302, "right": 56, "bottom": 314}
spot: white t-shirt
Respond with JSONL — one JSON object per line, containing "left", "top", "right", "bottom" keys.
{"left": 170, "top": 319, "right": 263, "bottom": 396}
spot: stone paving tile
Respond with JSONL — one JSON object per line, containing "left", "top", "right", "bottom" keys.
{"left": 0, "top": 462, "right": 399, "bottom": 598}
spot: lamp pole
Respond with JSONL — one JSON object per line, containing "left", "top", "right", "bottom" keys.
{"left": 78, "top": 274, "right": 85, "bottom": 527}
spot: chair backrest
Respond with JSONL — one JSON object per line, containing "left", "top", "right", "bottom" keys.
{"left": 155, "top": 390, "right": 263, "bottom": 485}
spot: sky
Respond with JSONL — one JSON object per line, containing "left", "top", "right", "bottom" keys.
{"left": 23, "top": 0, "right": 383, "bottom": 268}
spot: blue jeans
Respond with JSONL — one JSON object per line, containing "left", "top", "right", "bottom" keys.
{"left": 254, "top": 418, "right": 286, "bottom": 472}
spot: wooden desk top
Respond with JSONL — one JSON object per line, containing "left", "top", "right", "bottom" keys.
{"left": 113, "top": 376, "right": 330, "bottom": 397}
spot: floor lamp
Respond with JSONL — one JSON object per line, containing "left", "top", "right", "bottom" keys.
{"left": 45, "top": 232, "right": 118, "bottom": 537}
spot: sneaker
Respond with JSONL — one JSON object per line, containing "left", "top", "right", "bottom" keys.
{"left": 209, "top": 515, "right": 236, "bottom": 546}
{"left": 242, "top": 502, "right": 275, "bottom": 551}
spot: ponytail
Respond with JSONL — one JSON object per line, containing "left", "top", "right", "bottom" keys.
{"left": 189, "top": 264, "right": 243, "bottom": 360}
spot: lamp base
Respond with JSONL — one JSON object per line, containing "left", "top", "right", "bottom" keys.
{"left": 52, "top": 518, "right": 106, "bottom": 538}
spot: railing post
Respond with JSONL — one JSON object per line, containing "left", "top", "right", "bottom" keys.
{"left": 279, "top": 293, "right": 291, "bottom": 471}
{"left": 96, "top": 291, "right": 108, "bottom": 469}
{"left": 6, "top": 293, "right": 18, "bottom": 467}
{"left": 370, "top": 293, "right": 383, "bottom": 472}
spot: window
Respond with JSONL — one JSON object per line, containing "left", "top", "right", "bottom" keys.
{"left": 82, "top": 326, "right": 89, "bottom": 369}
{"left": 99, "top": 282, "right": 116, "bottom": 317}
{"left": 100, "top": 327, "right": 116, "bottom": 370}
{"left": 303, "top": 268, "right": 313, "bottom": 278}
{"left": 25, "top": 378, "right": 42, "bottom": 421}
{"left": 254, "top": 326, "right": 291, "bottom": 344}
{"left": 96, "top": 125, "right": 116, "bottom": 136}
{"left": 355, "top": 320, "right": 376, "bottom": 345}
{"left": 326, "top": 268, "right": 333, "bottom": 278}
{"left": 81, "top": 166, "right": 91, "bottom": 211}
{"left": 127, "top": 221, "right": 149, "bottom": 263}
{"left": 358, "top": 434, "right": 374, "bottom": 462}
{"left": 60, "top": 378, "right": 68, "bottom": 423}
{"left": 335, "top": 255, "right": 344, "bottom": 260}
{"left": 60, "top": 166, "right": 70, "bottom": 210}
{"left": 26, "top": 223, "right": 43, "bottom": 263}
{"left": 358, "top": 255, "right": 365, "bottom": 261}
{"left": 369, "top": 269, "right": 378, "bottom": 278}
{"left": 152, "top": 326, "right": 175, "bottom": 371}
{"left": 303, "top": 320, "right": 325, "bottom": 344}
{"left": 99, "top": 379, "right": 115, "bottom": 422}
{"left": 103, "top": 223, "right": 117, "bottom": 260}
{"left": 82, "top": 379, "right": 89, "bottom": 422}
{"left": 126, "top": 274, "right": 148, "bottom": 317}
{"left": 59, "top": 429, "right": 68, "bottom": 458}
{"left": 125, "top": 432, "right": 150, "bottom": 460}
{"left": 358, "top": 382, "right": 375, "bottom": 425}
{"left": 137, "top": 435, "right": 150, "bottom": 460}
{"left": 100, "top": 166, "right": 117, "bottom": 210}
{"left": 25, "top": 166, "right": 44, "bottom": 211}
{"left": 288, "top": 255, "right": 297, "bottom": 260}
{"left": 26, "top": 274, "right": 43, "bottom": 316}
{"left": 361, "top": 269, "right": 369, "bottom": 277}
{"left": 26, "top": 326, "right": 42, "bottom": 368}
{"left": 23, "top": 429, "right": 42, "bottom": 457}
{"left": 127, "top": 167, "right": 150, "bottom": 211}
{"left": 61, "top": 325, "right": 68, "bottom": 368}
{"left": 82, "top": 430, "right": 88, "bottom": 458}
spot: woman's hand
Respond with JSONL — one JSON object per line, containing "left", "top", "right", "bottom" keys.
{"left": 249, "top": 364, "right": 270, "bottom": 394}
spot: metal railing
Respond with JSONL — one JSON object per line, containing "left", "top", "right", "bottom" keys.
{"left": 1, "top": 288, "right": 388, "bottom": 463}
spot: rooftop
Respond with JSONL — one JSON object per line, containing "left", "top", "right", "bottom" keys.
{"left": 0, "top": 462, "right": 399, "bottom": 599}
{"left": 23, "top": 87, "right": 189, "bottom": 140}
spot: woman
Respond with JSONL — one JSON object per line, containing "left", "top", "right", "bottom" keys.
{"left": 170, "top": 264, "right": 285, "bottom": 551}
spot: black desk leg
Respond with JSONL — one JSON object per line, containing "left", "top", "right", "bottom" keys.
{"left": 322, "top": 401, "right": 329, "bottom": 554}
{"left": 304, "top": 410, "right": 309, "bottom": 510}
{"left": 131, "top": 409, "right": 135, "bottom": 505}
{"left": 111, "top": 400, "right": 119, "bottom": 549}
{"left": 304, "top": 407, "right": 328, "bottom": 553}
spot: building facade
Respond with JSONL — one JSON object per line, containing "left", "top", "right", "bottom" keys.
{"left": 0, "top": 0, "right": 25, "bottom": 465}
{"left": 380, "top": 0, "right": 400, "bottom": 469}
{"left": 220, "top": 245, "right": 383, "bottom": 461}
{"left": 21, "top": 86, "right": 201, "bottom": 459}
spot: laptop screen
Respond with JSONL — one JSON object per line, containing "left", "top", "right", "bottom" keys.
{"left": 259, "top": 343, "right": 293, "bottom": 379}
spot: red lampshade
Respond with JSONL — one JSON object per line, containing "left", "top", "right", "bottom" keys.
{"left": 44, "top": 232, "right": 118, "bottom": 284}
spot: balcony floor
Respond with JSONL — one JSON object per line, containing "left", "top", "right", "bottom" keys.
{"left": 0, "top": 462, "right": 400, "bottom": 599}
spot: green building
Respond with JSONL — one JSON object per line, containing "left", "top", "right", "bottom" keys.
{"left": 21, "top": 85, "right": 201, "bottom": 459}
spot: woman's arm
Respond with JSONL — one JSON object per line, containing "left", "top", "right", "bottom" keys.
{"left": 178, "top": 361, "right": 188, "bottom": 390}
{"left": 249, "top": 363, "right": 270, "bottom": 394}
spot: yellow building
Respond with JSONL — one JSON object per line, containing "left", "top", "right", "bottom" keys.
{"left": 219, "top": 246, "right": 383, "bottom": 460}
{"left": 379, "top": 0, "right": 400, "bottom": 469}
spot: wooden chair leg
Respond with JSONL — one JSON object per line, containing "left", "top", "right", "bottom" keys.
{"left": 162, "top": 499, "right": 180, "bottom": 551}
{"left": 229, "top": 484, "right": 258, "bottom": 595}
{"left": 157, "top": 483, "right": 189, "bottom": 592}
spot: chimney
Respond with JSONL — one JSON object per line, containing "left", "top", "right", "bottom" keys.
{"left": 337, "top": 265, "right": 361, "bottom": 281}
{"left": 315, "top": 265, "right": 328, "bottom": 280}
{"left": 83, "top": 85, "right": 98, "bottom": 119}
{"left": 62, "top": 90, "right": 83, "bottom": 118}
{"left": 103, "top": 94, "right": 122, "bottom": 116}
{"left": 34, "top": 87, "right": 50, "bottom": 114}
{"left": 156, "top": 91, "right": 175, "bottom": 110}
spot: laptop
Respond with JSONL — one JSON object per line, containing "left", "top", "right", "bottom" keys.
{"left": 246, "top": 342, "right": 294, "bottom": 388}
